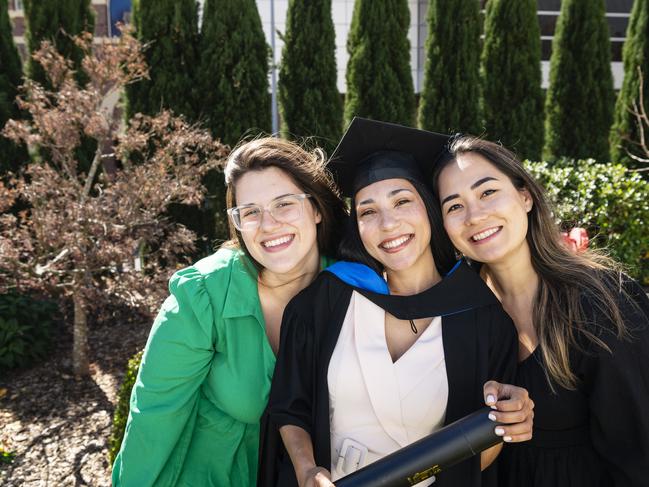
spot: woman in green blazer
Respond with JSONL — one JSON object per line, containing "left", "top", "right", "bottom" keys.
{"left": 111, "top": 137, "right": 347, "bottom": 487}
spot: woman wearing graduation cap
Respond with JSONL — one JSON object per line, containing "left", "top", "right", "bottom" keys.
{"left": 261, "top": 119, "right": 534, "bottom": 487}
{"left": 433, "top": 136, "right": 649, "bottom": 487}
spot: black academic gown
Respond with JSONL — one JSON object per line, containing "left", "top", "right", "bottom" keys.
{"left": 499, "top": 275, "right": 649, "bottom": 487}
{"left": 259, "top": 261, "right": 518, "bottom": 487}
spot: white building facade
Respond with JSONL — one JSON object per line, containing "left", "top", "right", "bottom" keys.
{"left": 256, "top": 0, "right": 634, "bottom": 91}
{"left": 7, "top": 0, "right": 635, "bottom": 90}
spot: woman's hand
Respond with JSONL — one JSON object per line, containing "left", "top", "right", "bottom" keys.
{"left": 301, "top": 466, "right": 335, "bottom": 487}
{"left": 483, "top": 380, "right": 534, "bottom": 443}
{"left": 280, "top": 425, "right": 334, "bottom": 487}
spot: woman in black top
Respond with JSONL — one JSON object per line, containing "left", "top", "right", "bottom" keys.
{"left": 434, "top": 136, "right": 649, "bottom": 487}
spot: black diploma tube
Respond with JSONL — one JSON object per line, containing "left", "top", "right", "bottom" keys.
{"left": 335, "top": 408, "right": 501, "bottom": 487}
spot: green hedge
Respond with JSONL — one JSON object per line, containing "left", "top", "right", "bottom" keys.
{"left": 109, "top": 349, "right": 143, "bottom": 463}
{"left": 526, "top": 159, "right": 649, "bottom": 284}
{"left": 0, "top": 292, "right": 58, "bottom": 370}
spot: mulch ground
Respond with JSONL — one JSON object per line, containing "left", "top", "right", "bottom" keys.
{"left": 0, "top": 315, "right": 151, "bottom": 486}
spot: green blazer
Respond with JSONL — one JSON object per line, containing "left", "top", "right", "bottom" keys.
{"left": 112, "top": 248, "right": 331, "bottom": 486}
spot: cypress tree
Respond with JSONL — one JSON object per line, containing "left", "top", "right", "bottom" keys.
{"left": 279, "top": 0, "right": 341, "bottom": 152}
{"left": 126, "top": 0, "right": 200, "bottom": 120}
{"left": 611, "top": 0, "right": 649, "bottom": 166}
{"left": 544, "top": 0, "right": 614, "bottom": 162}
{"left": 418, "top": 0, "right": 481, "bottom": 134}
{"left": 481, "top": 0, "right": 543, "bottom": 160}
{"left": 197, "top": 0, "right": 270, "bottom": 146}
{"left": 344, "top": 0, "right": 414, "bottom": 127}
{"left": 24, "top": 0, "right": 96, "bottom": 174}
{"left": 23, "top": 0, "right": 95, "bottom": 87}
{"left": 0, "top": 0, "right": 28, "bottom": 175}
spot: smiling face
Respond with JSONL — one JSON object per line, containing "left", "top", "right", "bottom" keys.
{"left": 355, "top": 178, "right": 433, "bottom": 273}
{"left": 437, "top": 152, "right": 533, "bottom": 266}
{"left": 234, "top": 166, "right": 321, "bottom": 276}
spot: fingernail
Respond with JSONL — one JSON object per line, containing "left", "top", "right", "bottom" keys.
{"left": 486, "top": 394, "right": 496, "bottom": 404}
{"left": 495, "top": 427, "right": 505, "bottom": 436}
{"left": 488, "top": 412, "right": 497, "bottom": 422}
{"left": 504, "top": 436, "right": 512, "bottom": 442}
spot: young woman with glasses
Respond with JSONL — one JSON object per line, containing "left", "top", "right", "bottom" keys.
{"left": 112, "top": 137, "right": 347, "bottom": 487}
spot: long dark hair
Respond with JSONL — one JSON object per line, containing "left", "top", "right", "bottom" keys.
{"left": 338, "top": 177, "right": 456, "bottom": 277}
{"left": 223, "top": 137, "right": 347, "bottom": 272}
{"left": 432, "top": 136, "right": 631, "bottom": 390}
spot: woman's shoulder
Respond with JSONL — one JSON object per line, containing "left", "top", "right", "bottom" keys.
{"left": 576, "top": 271, "right": 649, "bottom": 351}
{"left": 578, "top": 272, "right": 648, "bottom": 319}
{"left": 167, "top": 247, "right": 254, "bottom": 307}
{"left": 285, "top": 270, "right": 352, "bottom": 316}
{"left": 299, "top": 269, "right": 348, "bottom": 298}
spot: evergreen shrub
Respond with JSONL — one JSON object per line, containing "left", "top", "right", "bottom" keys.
{"left": 527, "top": 159, "right": 649, "bottom": 284}
{"left": 344, "top": 0, "right": 415, "bottom": 126}
{"left": 279, "top": 0, "right": 342, "bottom": 152}
{"left": 419, "top": 0, "right": 481, "bottom": 134}
{"left": 544, "top": 0, "right": 614, "bottom": 162}
{"left": 126, "top": 0, "right": 200, "bottom": 120}
{"left": 0, "top": 0, "right": 28, "bottom": 176}
{"left": 23, "top": 0, "right": 97, "bottom": 173}
{"left": 481, "top": 0, "right": 543, "bottom": 160}
{"left": 197, "top": 0, "right": 270, "bottom": 146}
{"left": 108, "top": 349, "right": 143, "bottom": 463}
{"left": 23, "top": 0, "right": 95, "bottom": 87}
{"left": 0, "top": 292, "right": 58, "bottom": 370}
{"left": 611, "top": 0, "right": 649, "bottom": 167}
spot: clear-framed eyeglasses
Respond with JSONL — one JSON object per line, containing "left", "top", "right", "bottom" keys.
{"left": 227, "top": 193, "right": 313, "bottom": 232}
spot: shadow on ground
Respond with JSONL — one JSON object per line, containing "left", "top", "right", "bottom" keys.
{"left": 0, "top": 303, "right": 151, "bottom": 487}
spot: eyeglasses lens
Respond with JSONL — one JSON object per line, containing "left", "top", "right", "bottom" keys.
{"left": 233, "top": 195, "right": 304, "bottom": 231}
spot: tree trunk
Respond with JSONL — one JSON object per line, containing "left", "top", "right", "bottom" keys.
{"left": 72, "top": 291, "right": 90, "bottom": 376}
{"left": 82, "top": 143, "right": 103, "bottom": 199}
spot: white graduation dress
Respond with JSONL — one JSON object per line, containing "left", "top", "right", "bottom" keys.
{"left": 328, "top": 291, "right": 449, "bottom": 485}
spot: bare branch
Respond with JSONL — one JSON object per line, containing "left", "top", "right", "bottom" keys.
{"left": 82, "top": 145, "right": 104, "bottom": 199}
{"left": 0, "top": 30, "right": 229, "bottom": 376}
{"left": 621, "top": 67, "right": 649, "bottom": 168}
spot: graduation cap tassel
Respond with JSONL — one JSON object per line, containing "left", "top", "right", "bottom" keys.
{"left": 409, "top": 319, "right": 418, "bottom": 334}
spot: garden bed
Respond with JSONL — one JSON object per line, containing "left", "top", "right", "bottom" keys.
{"left": 0, "top": 317, "right": 149, "bottom": 486}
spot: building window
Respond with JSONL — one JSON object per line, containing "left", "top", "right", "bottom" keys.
{"left": 606, "top": 0, "right": 634, "bottom": 13}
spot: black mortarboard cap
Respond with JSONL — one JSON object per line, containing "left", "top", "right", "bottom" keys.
{"left": 329, "top": 117, "right": 451, "bottom": 197}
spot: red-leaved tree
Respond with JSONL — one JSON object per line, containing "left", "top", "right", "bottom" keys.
{"left": 0, "top": 29, "right": 229, "bottom": 376}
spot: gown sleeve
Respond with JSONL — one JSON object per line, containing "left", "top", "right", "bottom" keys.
{"left": 267, "top": 295, "right": 315, "bottom": 435}
{"left": 480, "top": 305, "right": 518, "bottom": 485}
{"left": 111, "top": 266, "right": 216, "bottom": 487}
{"left": 586, "top": 277, "right": 649, "bottom": 487}
{"left": 258, "top": 295, "right": 318, "bottom": 487}
{"left": 487, "top": 304, "right": 518, "bottom": 385}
